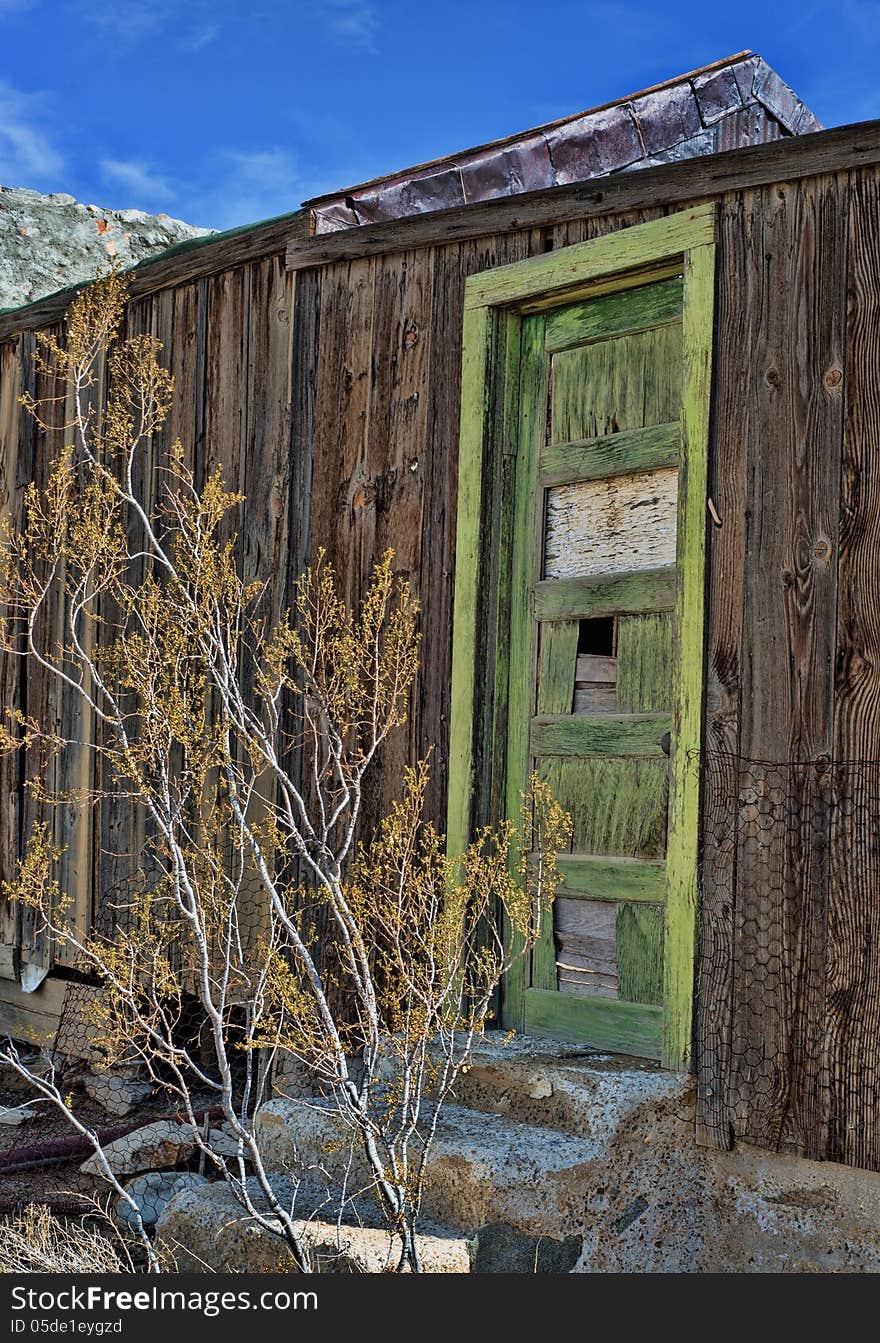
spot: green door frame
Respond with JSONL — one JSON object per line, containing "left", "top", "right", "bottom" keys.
{"left": 446, "top": 204, "right": 716, "bottom": 1070}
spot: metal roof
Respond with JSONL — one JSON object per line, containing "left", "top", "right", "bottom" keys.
{"left": 306, "top": 52, "right": 821, "bottom": 234}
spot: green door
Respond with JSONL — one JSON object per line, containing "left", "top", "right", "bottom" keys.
{"left": 509, "top": 278, "right": 685, "bottom": 1060}
{"left": 447, "top": 207, "right": 715, "bottom": 1068}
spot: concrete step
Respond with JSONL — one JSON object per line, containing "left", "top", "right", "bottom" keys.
{"left": 156, "top": 1176, "right": 471, "bottom": 1273}
{"left": 435, "top": 1031, "right": 685, "bottom": 1138}
{"left": 256, "top": 1097, "right": 602, "bottom": 1239}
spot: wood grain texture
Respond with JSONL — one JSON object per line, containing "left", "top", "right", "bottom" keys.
{"left": 0, "top": 336, "right": 24, "bottom": 957}
{"left": 555, "top": 897, "right": 618, "bottom": 999}
{"left": 693, "top": 191, "right": 754, "bottom": 1148}
{"left": 616, "top": 614, "right": 673, "bottom": 712}
{"left": 465, "top": 208, "right": 715, "bottom": 310}
{"left": 446, "top": 302, "right": 493, "bottom": 867}
{"left": 543, "top": 276, "right": 683, "bottom": 354}
{"left": 539, "top": 757, "right": 668, "bottom": 858}
{"left": 543, "top": 467, "right": 678, "bottom": 579}
{"left": 617, "top": 902, "right": 665, "bottom": 1005}
{"left": 550, "top": 325, "right": 683, "bottom": 445}
{"left": 717, "top": 177, "right": 847, "bottom": 1146}
{"left": 539, "top": 421, "right": 680, "bottom": 488}
{"left": 18, "top": 330, "right": 64, "bottom": 980}
{"left": 0, "top": 974, "right": 67, "bottom": 1046}
{"left": 827, "top": 167, "right": 880, "bottom": 1169}
{"left": 531, "top": 618, "right": 580, "bottom": 990}
{"left": 662, "top": 237, "right": 715, "bottom": 1069}
{"left": 530, "top": 712, "right": 671, "bottom": 758}
{"left": 364, "top": 249, "right": 435, "bottom": 830}
{"left": 557, "top": 852, "right": 666, "bottom": 902}
{"left": 501, "top": 313, "right": 547, "bottom": 1027}
{"left": 537, "top": 623, "right": 580, "bottom": 714}
{"left": 534, "top": 568, "right": 677, "bottom": 620}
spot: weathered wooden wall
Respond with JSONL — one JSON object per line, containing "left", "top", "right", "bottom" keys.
{"left": 697, "top": 165, "right": 880, "bottom": 1170}
{"left": 0, "top": 254, "right": 308, "bottom": 983}
{"left": 3, "top": 138, "right": 880, "bottom": 1169}
{"left": 0, "top": 221, "right": 555, "bottom": 989}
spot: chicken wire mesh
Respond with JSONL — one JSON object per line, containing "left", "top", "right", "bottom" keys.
{"left": 696, "top": 749, "right": 880, "bottom": 1160}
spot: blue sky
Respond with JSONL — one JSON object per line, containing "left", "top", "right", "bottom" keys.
{"left": 0, "top": 0, "right": 878, "bottom": 231}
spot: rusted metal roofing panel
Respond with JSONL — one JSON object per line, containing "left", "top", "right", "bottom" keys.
{"left": 307, "top": 52, "right": 822, "bottom": 235}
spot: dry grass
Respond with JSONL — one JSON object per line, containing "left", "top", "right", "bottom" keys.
{"left": 0, "top": 1203, "right": 138, "bottom": 1273}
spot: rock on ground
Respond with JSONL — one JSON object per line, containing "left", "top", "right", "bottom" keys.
{"left": 84, "top": 1070, "right": 152, "bottom": 1118}
{"left": 116, "top": 1171, "right": 210, "bottom": 1231}
{"left": 156, "top": 1179, "right": 471, "bottom": 1273}
{"left": 80, "top": 1119, "right": 199, "bottom": 1177}
{"left": 0, "top": 1103, "right": 33, "bottom": 1126}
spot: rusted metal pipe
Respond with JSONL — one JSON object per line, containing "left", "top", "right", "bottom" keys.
{"left": 0, "top": 1105, "right": 223, "bottom": 1175}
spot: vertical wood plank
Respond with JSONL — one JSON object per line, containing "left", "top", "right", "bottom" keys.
{"left": 439, "top": 232, "right": 537, "bottom": 847}
{"left": 663, "top": 237, "right": 715, "bottom": 1069}
{"left": 616, "top": 613, "right": 672, "bottom": 712}
{"left": 617, "top": 903, "right": 665, "bottom": 1004}
{"left": 446, "top": 301, "right": 493, "bottom": 868}
{"left": 368, "top": 250, "right": 434, "bottom": 830}
{"left": 828, "top": 166, "right": 880, "bottom": 1169}
{"left": 724, "top": 177, "right": 847, "bottom": 1152}
{"left": 532, "top": 618, "right": 579, "bottom": 990}
{"left": 502, "top": 314, "right": 548, "bottom": 1027}
{"left": 54, "top": 341, "right": 102, "bottom": 965}
{"left": 310, "top": 257, "right": 377, "bottom": 605}
{"left": 537, "top": 622, "right": 579, "bottom": 715}
{"left": 19, "top": 329, "right": 63, "bottom": 983}
{"left": 695, "top": 190, "right": 754, "bottom": 1148}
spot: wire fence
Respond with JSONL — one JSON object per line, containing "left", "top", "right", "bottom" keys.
{"left": 697, "top": 748, "right": 880, "bottom": 1162}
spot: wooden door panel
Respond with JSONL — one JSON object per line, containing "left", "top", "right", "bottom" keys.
{"left": 543, "top": 275, "right": 683, "bottom": 355}
{"left": 449, "top": 207, "right": 715, "bottom": 1063}
{"left": 524, "top": 278, "right": 684, "bottom": 1055}
{"left": 544, "top": 466, "right": 679, "bottom": 579}
{"left": 616, "top": 903, "right": 665, "bottom": 1005}
{"left": 539, "top": 420, "right": 680, "bottom": 487}
{"left": 551, "top": 323, "right": 683, "bottom": 443}
{"left": 538, "top": 757, "right": 669, "bottom": 858}
{"left": 616, "top": 613, "right": 673, "bottom": 713}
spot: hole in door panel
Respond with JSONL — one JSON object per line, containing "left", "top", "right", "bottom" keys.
{"left": 575, "top": 618, "right": 617, "bottom": 713}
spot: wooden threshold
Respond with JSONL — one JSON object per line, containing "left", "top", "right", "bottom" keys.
{"left": 524, "top": 987, "right": 663, "bottom": 1059}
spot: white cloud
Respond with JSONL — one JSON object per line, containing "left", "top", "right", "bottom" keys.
{"left": 100, "top": 157, "right": 175, "bottom": 205}
{"left": 0, "top": 81, "right": 64, "bottom": 187}
{"left": 319, "top": 0, "right": 378, "bottom": 49}
{"left": 73, "top": 0, "right": 167, "bottom": 45}
{"left": 72, "top": 0, "right": 220, "bottom": 51}
{"left": 181, "top": 21, "right": 219, "bottom": 51}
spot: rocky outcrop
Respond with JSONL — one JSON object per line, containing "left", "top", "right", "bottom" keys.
{"left": 0, "top": 187, "right": 211, "bottom": 310}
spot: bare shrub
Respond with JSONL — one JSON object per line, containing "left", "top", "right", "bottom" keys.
{"left": 0, "top": 270, "right": 570, "bottom": 1272}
